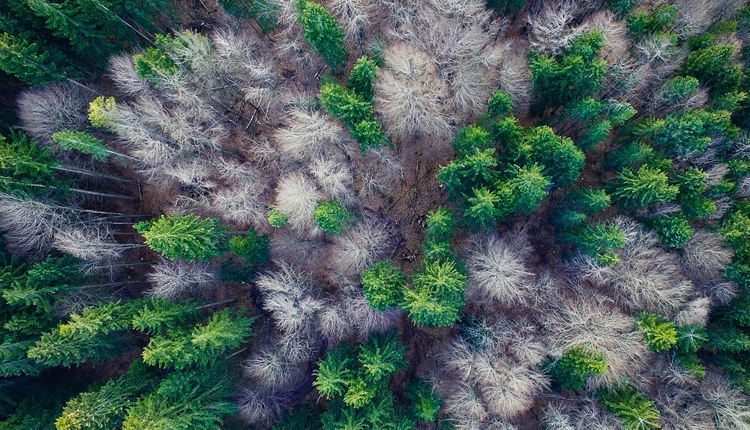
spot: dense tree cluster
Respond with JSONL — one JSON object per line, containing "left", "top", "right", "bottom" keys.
{"left": 2, "top": 0, "right": 750, "bottom": 429}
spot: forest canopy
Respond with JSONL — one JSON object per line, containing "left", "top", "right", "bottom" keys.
{"left": 2, "top": 0, "right": 750, "bottom": 429}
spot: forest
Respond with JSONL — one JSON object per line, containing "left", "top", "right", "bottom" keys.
{"left": 2, "top": 0, "right": 750, "bottom": 428}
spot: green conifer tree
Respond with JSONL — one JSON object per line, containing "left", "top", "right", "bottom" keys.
{"left": 134, "top": 214, "right": 228, "bottom": 262}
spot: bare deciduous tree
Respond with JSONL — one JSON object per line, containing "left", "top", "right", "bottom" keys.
{"left": 52, "top": 225, "right": 130, "bottom": 266}
{"left": 465, "top": 232, "right": 536, "bottom": 307}
{"left": 680, "top": 230, "right": 734, "bottom": 283}
{"left": 17, "top": 82, "right": 89, "bottom": 145}
{"left": 374, "top": 43, "right": 452, "bottom": 145}
{"left": 571, "top": 217, "right": 692, "bottom": 315}
{"left": 274, "top": 107, "right": 347, "bottom": 162}
{"left": 329, "top": 216, "right": 394, "bottom": 278}
{"left": 274, "top": 171, "right": 323, "bottom": 237}
{"left": 541, "top": 290, "right": 652, "bottom": 388}
{"left": 700, "top": 373, "right": 750, "bottom": 430}
{"left": 0, "top": 194, "right": 68, "bottom": 257}
{"left": 146, "top": 259, "right": 215, "bottom": 299}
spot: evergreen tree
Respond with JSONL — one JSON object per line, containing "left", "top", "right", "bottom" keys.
{"left": 507, "top": 163, "right": 550, "bottom": 213}
{"left": 361, "top": 261, "right": 406, "bottom": 311}
{"left": 509, "top": 125, "right": 584, "bottom": 187}
{"left": 486, "top": 89, "right": 513, "bottom": 118}
{"left": 55, "top": 363, "right": 154, "bottom": 430}
{"left": 348, "top": 56, "right": 378, "bottom": 103}
{"left": 314, "top": 201, "right": 354, "bottom": 235}
{"left": 424, "top": 206, "right": 455, "bottom": 243}
{"left": 626, "top": 4, "right": 678, "bottom": 37}
{"left": 0, "top": 31, "right": 71, "bottom": 85}
{"left": 563, "top": 222, "right": 627, "bottom": 266}
{"left": 568, "top": 188, "right": 611, "bottom": 215}
{"left": 638, "top": 313, "right": 677, "bottom": 353}
{"left": 141, "top": 308, "right": 253, "bottom": 370}
{"left": 599, "top": 385, "right": 661, "bottom": 430}
{"left": 464, "top": 187, "right": 507, "bottom": 229}
{"left": 267, "top": 205, "right": 289, "bottom": 228}
{"left": 648, "top": 214, "right": 693, "bottom": 249}
{"left": 550, "top": 346, "right": 608, "bottom": 391}
{"left": 27, "top": 300, "right": 145, "bottom": 367}
{"left": 610, "top": 165, "right": 679, "bottom": 207}
{"left": 405, "top": 379, "right": 442, "bottom": 422}
{"left": 402, "top": 259, "right": 466, "bottom": 327}
{"left": 453, "top": 125, "right": 492, "bottom": 158}
{"left": 529, "top": 31, "right": 607, "bottom": 113}
{"left": 228, "top": 228, "right": 270, "bottom": 268}
{"left": 297, "top": 0, "right": 347, "bottom": 74}
{"left": 437, "top": 148, "right": 498, "bottom": 199}
{"left": 121, "top": 363, "right": 237, "bottom": 430}
{"left": 51, "top": 130, "right": 112, "bottom": 162}
{"left": 134, "top": 214, "right": 228, "bottom": 262}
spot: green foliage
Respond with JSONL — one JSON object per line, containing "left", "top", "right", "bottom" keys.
{"left": 568, "top": 188, "right": 611, "bottom": 215}
{"left": 627, "top": 4, "right": 678, "bottom": 37}
{"left": 651, "top": 109, "right": 736, "bottom": 157}
{"left": 2, "top": 254, "right": 80, "bottom": 314}
{"left": 610, "top": 165, "right": 679, "bottom": 208}
{"left": 217, "top": 0, "right": 278, "bottom": 32}
{"left": 563, "top": 222, "right": 627, "bottom": 266}
{"left": 529, "top": 31, "right": 607, "bottom": 113}
{"left": 133, "top": 44, "right": 178, "bottom": 81}
{"left": 141, "top": 309, "right": 253, "bottom": 370}
{"left": 297, "top": 0, "right": 348, "bottom": 73}
{"left": 314, "top": 343, "right": 356, "bottom": 400}
{"left": 659, "top": 76, "right": 700, "bottom": 105}
{"left": 487, "top": 90, "right": 513, "bottom": 118}
{"left": 437, "top": 148, "right": 498, "bottom": 199}
{"left": 228, "top": 228, "right": 270, "bottom": 268}
{"left": 349, "top": 56, "right": 378, "bottom": 103}
{"left": 721, "top": 210, "right": 750, "bottom": 261}
{"left": 267, "top": 206, "right": 289, "bottom": 227}
{"left": 424, "top": 206, "right": 455, "bottom": 243}
{"left": 402, "top": 259, "right": 466, "bottom": 327}
{"left": 486, "top": 0, "right": 526, "bottom": 16}
{"left": 314, "top": 201, "right": 354, "bottom": 234}
{"left": 24, "top": 0, "right": 112, "bottom": 62}
{"left": 679, "top": 45, "right": 742, "bottom": 95}
{"left": 273, "top": 405, "right": 322, "bottom": 430}
{"left": 550, "top": 346, "right": 608, "bottom": 391}
{"left": 507, "top": 163, "right": 550, "bottom": 213}
{"left": 648, "top": 214, "right": 693, "bottom": 249}
{"left": 27, "top": 300, "right": 145, "bottom": 367}
{"left": 357, "top": 332, "right": 407, "bottom": 383}
{"left": 0, "top": 133, "right": 58, "bottom": 193}
{"left": 0, "top": 31, "right": 71, "bottom": 85}
{"left": 514, "top": 126, "right": 585, "bottom": 188}
{"left": 314, "top": 333, "right": 408, "bottom": 417}
{"left": 464, "top": 186, "right": 513, "bottom": 229}
{"left": 318, "top": 83, "right": 385, "bottom": 152}
{"left": 599, "top": 385, "right": 661, "bottom": 430}
{"left": 578, "top": 119, "right": 612, "bottom": 151}
{"left": 88, "top": 96, "right": 117, "bottom": 130}
{"left": 604, "top": 142, "right": 656, "bottom": 172}
{"left": 491, "top": 115, "right": 524, "bottom": 147}
{"left": 406, "top": 380, "right": 442, "bottom": 422}
{"left": 605, "top": 0, "right": 639, "bottom": 18}
{"left": 55, "top": 366, "right": 152, "bottom": 430}
{"left": 131, "top": 299, "right": 198, "bottom": 335}
{"left": 134, "top": 214, "right": 228, "bottom": 262}
{"left": 638, "top": 313, "right": 677, "bottom": 353}
{"left": 675, "top": 325, "right": 708, "bottom": 354}
{"left": 121, "top": 363, "right": 236, "bottom": 430}
{"left": 453, "top": 125, "right": 492, "bottom": 158}
{"left": 51, "top": 130, "right": 109, "bottom": 162}
{"left": 362, "top": 261, "right": 406, "bottom": 311}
